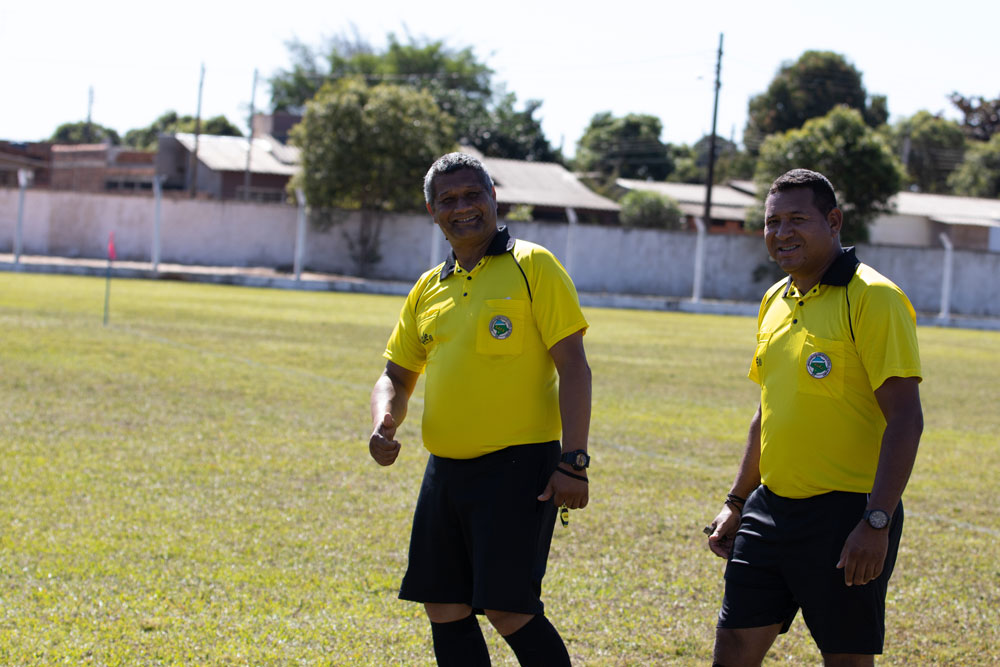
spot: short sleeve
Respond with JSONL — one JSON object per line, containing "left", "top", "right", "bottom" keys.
{"left": 384, "top": 284, "right": 428, "bottom": 374}
{"left": 854, "top": 282, "right": 922, "bottom": 390}
{"left": 524, "top": 248, "right": 588, "bottom": 349}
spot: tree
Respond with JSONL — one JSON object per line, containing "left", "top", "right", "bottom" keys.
{"left": 752, "top": 106, "right": 903, "bottom": 243}
{"left": 49, "top": 121, "right": 120, "bottom": 145}
{"left": 575, "top": 112, "right": 674, "bottom": 182}
{"left": 744, "top": 51, "right": 886, "bottom": 153}
{"left": 890, "top": 111, "right": 966, "bottom": 193}
{"left": 289, "top": 77, "right": 455, "bottom": 275}
{"left": 123, "top": 111, "right": 243, "bottom": 150}
{"left": 270, "top": 33, "right": 557, "bottom": 161}
{"left": 949, "top": 92, "right": 1000, "bottom": 142}
{"left": 619, "top": 190, "right": 683, "bottom": 229}
{"left": 948, "top": 133, "right": 1000, "bottom": 198}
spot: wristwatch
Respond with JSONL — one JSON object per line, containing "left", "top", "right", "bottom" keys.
{"left": 560, "top": 449, "right": 590, "bottom": 471}
{"left": 863, "top": 509, "right": 891, "bottom": 530}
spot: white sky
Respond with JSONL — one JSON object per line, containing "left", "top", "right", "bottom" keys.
{"left": 1, "top": 0, "right": 995, "bottom": 157}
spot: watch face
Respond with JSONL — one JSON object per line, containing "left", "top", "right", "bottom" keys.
{"left": 575, "top": 453, "right": 587, "bottom": 467}
{"left": 866, "top": 510, "right": 890, "bottom": 529}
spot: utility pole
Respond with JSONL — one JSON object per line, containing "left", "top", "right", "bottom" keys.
{"left": 243, "top": 68, "right": 258, "bottom": 201}
{"left": 188, "top": 63, "right": 205, "bottom": 198}
{"left": 703, "top": 33, "right": 723, "bottom": 228}
{"left": 85, "top": 86, "right": 94, "bottom": 143}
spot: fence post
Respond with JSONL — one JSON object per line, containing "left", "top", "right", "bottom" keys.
{"left": 691, "top": 217, "right": 706, "bottom": 302}
{"left": 937, "top": 232, "right": 953, "bottom": 322}
{"left": 294, "top": 189, "right": 307, "bottom": 281}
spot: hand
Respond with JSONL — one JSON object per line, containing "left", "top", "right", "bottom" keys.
{"left": 368, "top": 413, "right": 401, "bottom": 466}
{"left": 836, "top": 522, "right": 889, "bottom": 586}
{"left": 538, "top": 465, "right": 589, "bottom": 509}
{"left": 706, "top": 504, "right": 741, "bottom": 559}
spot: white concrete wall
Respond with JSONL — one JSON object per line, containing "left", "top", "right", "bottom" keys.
{"left": 2, "top": 187, "right": 999, "bottom": 317}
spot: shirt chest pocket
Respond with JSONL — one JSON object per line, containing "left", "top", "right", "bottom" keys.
{"left": 476, "top": 299, "right": 528, "bottom": 356}
{"left": 798, "top": 334, "right": 846, "bottom": 398}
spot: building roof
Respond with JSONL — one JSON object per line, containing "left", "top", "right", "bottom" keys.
{"left": 461, "top": 147, "right": 619, "bottom": 212}
{"left": 174, "top": 133, "right": 299, "bottom": 176}
{"left": 893, "top": 191, "right": 1000, "bottom": 228}
{"left": 616, "top": 178, "right": 757, "bottom": 221}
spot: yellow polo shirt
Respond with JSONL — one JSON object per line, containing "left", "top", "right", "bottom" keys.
{"left": 384, "top": 227, "right": 588, "bottom": 459}
{"left": 749, "top": 248, "right": 922, "bottom": 498}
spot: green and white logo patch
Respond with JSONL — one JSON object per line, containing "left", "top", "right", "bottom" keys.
{"left": 489, "top": 315, "right": 513, "bottom": 340}
{"left": 806, "top": 352, "right": 832, "bottom": 379}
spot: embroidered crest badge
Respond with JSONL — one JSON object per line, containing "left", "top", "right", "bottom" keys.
{"left": 806, "top": 352, "right": 832, "bottom": 379}
{"left": 489, "top": 315, "right": 513, "bottom": 340}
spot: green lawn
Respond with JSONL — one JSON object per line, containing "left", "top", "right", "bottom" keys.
{"left": 1, "top": 273, "right": 997, "bottom": 665}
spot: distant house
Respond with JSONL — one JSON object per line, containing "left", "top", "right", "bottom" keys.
{"left": 615, "top": 179, "right": 755, "bottom": 233}
{"left": 464, "top": 147, "right": 620, "bottom": 224}
{"left": 157, "top": 133, "right": 299, "bottom": 202}
{"left": 49, "top": 143, "right": 156, "bottom": 193}
{"left": 251, "top": 112, "right": 302, "bottom": 145}
{"left": 0, "top": 140, "right": 52, "bottom": 188}
{"left": 870, "top": 191, "right": 1000, "bottom": 252}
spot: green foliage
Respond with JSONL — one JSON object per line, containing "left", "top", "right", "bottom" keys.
{"left": 505, "top": 204, "right": 534, "bottom": 221}
{"left": 752, "top": 106, "right": 903, "bottom": 243}
{"left": 619, "top": 189, "right": 683, "bottom": 229}
{"left": 744, "top": 51, "right": 885, "bottom": 153}
{"left": 122, "top": 111, "right": 243, "bottom": 150}
{"left": 49, "top": 121, "right": 120, "bottom": 145}
{"left": 575, "top": 112, "right": 674, "bottom": 182}
{"left": 948, "top": 133, "right": 1000, "bottom": 198}
{"left": 2, "top": 272, "right": 1000, "bottom": 665}
{"left": 949, "top": 92, "right": 1000, "bottom": 141}
{"left": 669, "top": 135, "right": 755, "bottom": 184}
{"left": 289, "top": 77, "right": 454, "bottom": 275}
{"left": 270, "top": 33, "right": 557, "bottom": 161}
{"left": 891, "top": 111, "right": 966, "bottom": 193}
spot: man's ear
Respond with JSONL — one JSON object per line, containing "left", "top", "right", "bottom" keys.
{"left": 827, "top": 207, "right": 843, "bottom": 236}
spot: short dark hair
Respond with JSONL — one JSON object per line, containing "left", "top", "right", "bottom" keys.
{"left": 768, "top": 169, "right": 838, "bottom": 216}
{"left": 424, "top": 152, "right": 494, "bottom": 205}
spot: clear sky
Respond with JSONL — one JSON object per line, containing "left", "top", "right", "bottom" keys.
{"left": 1, "top": 0, "right": 995, "bottom": 157}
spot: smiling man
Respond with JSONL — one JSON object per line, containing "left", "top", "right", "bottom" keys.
{"left": 368, "top": 152, "right": 591, "bottom": 666}
{"left": 705, "top": 169, "right": 923, "bottom": 666}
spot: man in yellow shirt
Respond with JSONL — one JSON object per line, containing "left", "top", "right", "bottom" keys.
{"left": 368, "top": 152, "right": 591, "bottom": 666}
{"left": 706, "top": 169, "right": 923, "bottom": 666}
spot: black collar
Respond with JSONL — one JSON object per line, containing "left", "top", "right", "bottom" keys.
{"left": 439, "top": 226, "right": 516, "bottom": 280}
{"left": 782, "top": 246, "right": 859, "bottom": 296}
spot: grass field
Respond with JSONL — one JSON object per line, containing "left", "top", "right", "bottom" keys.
{"left": 1, "top": 272, "right": 998, "bottom": 666}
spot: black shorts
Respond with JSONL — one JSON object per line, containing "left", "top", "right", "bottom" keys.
{"left": 399, "top": 441, "right": 560, "bottom": 614}
{"left": 718, "top": 486, "right": 904, "bottom": 655}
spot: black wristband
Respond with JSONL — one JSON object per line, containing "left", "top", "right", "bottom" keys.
{"left": 726, "top": 492, "right": 747, "bottom": 506}
{"left": 554, "top": 467, "right": 589, "bottom": 483}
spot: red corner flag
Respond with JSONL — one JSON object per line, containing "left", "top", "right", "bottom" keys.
{"left": 107, "top": 231, "right": 117, "bottom": 261}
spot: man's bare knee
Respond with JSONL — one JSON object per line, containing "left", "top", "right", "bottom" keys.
{"left": 714, "top": 625, "right": 782, "bottom": 667}
{"left": 424, "top": 602, "right": 473, "bottom": 623}
{"left": 484, "top": 609, "right": 533, "bottom": 636}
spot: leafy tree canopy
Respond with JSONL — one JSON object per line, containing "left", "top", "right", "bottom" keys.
{"left": 949, "top": 92, "right": 1000, "bottom": 142}
{"left": 948, "top": 133, "right": 1000, "bottom": 198}
{"left": 890, "top": 111, "right": 965, "bottom": 193}
{"left": 575, "top": 112, "right": 674, "bottom": 181}
{"left": 744, "top": 51, "right": 887, "bottom": 153}
{"left": 270, "top": 32, "right": 557, "bottom": 161}
{"left": 289, "top": 76, "right": 455, "bottom": 213}
{"left": 752, "top": 106, "right": 903, "bottom": 243}
{"left": 619, "top": 189, "right": 683, "bottom": 229}
{"left": 123, "top": 111, "right": 243, "bottom": 150}
{"left": 49, "top": 121, "right": 120, "bottom": 145}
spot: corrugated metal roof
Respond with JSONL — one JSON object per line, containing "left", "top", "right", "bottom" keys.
{"left": 616, "top": 178, "right": 757, "bottom": 208}
{"left": 174, "top": 133, "right": 299, "bottom": 176}
{"left": 460, "top": 147, "right": 618, "bottom": 212}
{"left": 893, "top": 191, "right": 1000, "bottom": 227}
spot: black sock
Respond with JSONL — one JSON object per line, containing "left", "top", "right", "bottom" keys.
{"left": 502, "top": 614, "right": 571, "bottom": 667}
{"left": 430, "top": 615, "right": 490, "bottom": 667}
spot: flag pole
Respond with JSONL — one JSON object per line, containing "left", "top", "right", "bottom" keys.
{"left": 103, "top": 231, "right": 116, "bottom": 326}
